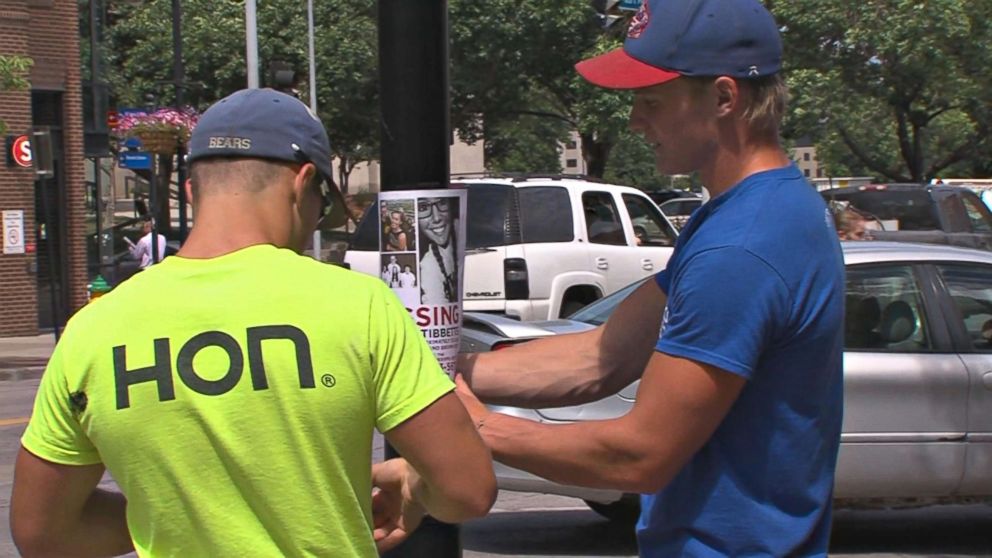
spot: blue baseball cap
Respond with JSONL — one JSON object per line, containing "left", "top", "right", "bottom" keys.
{"left": 576, "top": 0, "right": 782, "bottom": 90}
{"left": 188, "top": 88, "right": 347, "bottom": 229}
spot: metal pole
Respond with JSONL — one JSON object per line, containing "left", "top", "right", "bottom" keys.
{"left": 173, "top": 0, "right": 188, "bottom": 240}
{"left": 307, "top": 0, "right": 317, "bottom": 110}
{"left": 308, "top": 0, "right": 321, "bottom": 257}
{"left": 150, "top": 168, "right": 159, "bottom": 265}
{"left": 39, "top": 176, "right": 61, "bottom": 342}
{"left": 89, "top": 0, "right": 112, "bottom": 278}
{"left": 379, "top": 1, "right": 457, "bottom": 556}
{"left": 245, "top": 0, "right": 259, "bottom": 88}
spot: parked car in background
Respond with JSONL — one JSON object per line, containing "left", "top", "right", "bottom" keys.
{"left": 645, "top": 189, "right": 701, "bottom": 206}
{"left": 345, "top": 175, "right": 680, "bottom": 320}
{"left": 461, "top": 241, "right": 992, "bottom": 521}
{"left": 658, "top": 197, "right": 702, "bottom": 230}
{"left": 821, "top": 183, "right": 992, "bottom": 251}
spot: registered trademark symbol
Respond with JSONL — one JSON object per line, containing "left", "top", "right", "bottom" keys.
{"left": 321, "top": 374, "right": 336, "bottom": 388}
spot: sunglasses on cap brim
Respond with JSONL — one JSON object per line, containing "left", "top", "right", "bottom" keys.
{"left": 291, "top": 143, "right": 336, "bottom": 225}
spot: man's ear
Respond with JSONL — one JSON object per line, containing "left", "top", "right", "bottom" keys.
{"left": 292, "top": 163, "right": 318, "bottom": 206}
{"left": 184, "top": 179, "right": 194, "bottom": 208}
{"left": 713, "top": 76, "right": 740, "bottom": 118}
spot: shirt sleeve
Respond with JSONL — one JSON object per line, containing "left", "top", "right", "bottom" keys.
{"left": 368, "top": 284, "right": 455, "bottom": 433}
{"left": 655, "top": 246, "right": 791, "bottom": 379}
{"left": 21, "top": 342, "right": 102, "bottom": 465}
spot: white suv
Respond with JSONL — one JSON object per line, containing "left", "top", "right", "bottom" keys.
{"left": 344, "top": 176, "right": 678, "bottom": 320}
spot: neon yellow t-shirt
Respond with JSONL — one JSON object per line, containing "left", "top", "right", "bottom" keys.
{"left": 22, "top": 245, "right": 454, "bottom": 557}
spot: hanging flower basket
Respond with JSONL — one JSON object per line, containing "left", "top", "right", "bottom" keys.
{"left": 114, "top": 107, "right": 199, "bottom": 156}
{"left": 135, "top": 129, "right": 179, "bottom": 155}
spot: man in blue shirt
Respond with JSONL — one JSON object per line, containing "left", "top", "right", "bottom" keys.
{"left": 455, "top": 0, "right": 845, "bottom": 556}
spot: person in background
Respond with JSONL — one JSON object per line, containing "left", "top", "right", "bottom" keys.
{"left": 455, "top": 0, "right": 845, "bottom": 556}
{"left": 125, "top": 219, "right": 167, "bottom": 269}
{"left": 834, "top": 206, "right": 871, "bottom": 241}
{"left": 11, "top": 88, "right": 495, "bottom": 558}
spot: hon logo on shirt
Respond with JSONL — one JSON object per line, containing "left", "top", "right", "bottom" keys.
{"left": 113, "top": 324, "right": 320, "bottom": 410}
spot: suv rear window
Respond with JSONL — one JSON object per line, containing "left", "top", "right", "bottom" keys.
{"left": 351, "top": 183, "right": 518, "bottom": 250}
{"left": 519, "top": 186, "right": 573, "bottom": 243}
{"left": 823, "top": 190, "right": 940, "bottom": 230}
{"left": 353, "top": 182, "right": 629, "bottom": 251}
{"left": 465, "top": 183, "right": 515, "bottom": 248}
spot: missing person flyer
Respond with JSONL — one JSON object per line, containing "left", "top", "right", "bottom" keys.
{"left": 377, "top": 189, "right": 467, "bottom": 376}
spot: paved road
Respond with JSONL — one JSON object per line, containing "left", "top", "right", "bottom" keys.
{"left": 3, "top": 378, "right": 991, "bottom": 557}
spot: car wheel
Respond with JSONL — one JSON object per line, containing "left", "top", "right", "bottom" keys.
{"left": 559, "top": 300, "right": 587, "bottom": 318}
{"left": 584, "top": 495, "right": 640, "bottom": 523}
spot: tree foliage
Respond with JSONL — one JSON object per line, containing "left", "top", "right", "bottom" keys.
{"left": 449, "top": 0, "right": 639, "bottom": 178}
{"left": 102, "top": 0, "right": 378, "bottom": 195}
{"left": 777, "top": 0, "right": 992, "bottom": 181}
{"left": 0, "top": 55, "right": 32, "bottom": 134}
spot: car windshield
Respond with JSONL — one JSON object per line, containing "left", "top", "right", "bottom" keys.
{"left": 569, "top": 278, "right": 650, "bottom": 325}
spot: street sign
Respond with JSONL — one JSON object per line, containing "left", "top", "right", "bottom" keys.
{"left": 118, "top": 151, "right": 153, "bottom": 170}
{"left": 7, "top": 135, "right": 32, "bottom": 168}
{"left": 618, "top": 0, "right": 641, "bottom": 10}
{"left": 3, "top": 210, "right": 25, "bottom": 255}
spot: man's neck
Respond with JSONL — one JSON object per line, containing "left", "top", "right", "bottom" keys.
{"left": 177, "top": 201, "right": 292, "bottom": 259}
{"left": 698, "top": 133, "right": 791, "bottom": 197}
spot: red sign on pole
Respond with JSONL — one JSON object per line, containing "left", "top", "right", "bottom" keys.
{"left": 10, "top": 135, "right": 32, "bottom": 167}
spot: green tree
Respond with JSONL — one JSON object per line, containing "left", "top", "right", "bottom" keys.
{"left": 484, "top": 112, "right": 568, "bottom": 174}
{"left": 449, "top": 0, "right": 637, "bottom": 178}
{"left": 101, "top": 0, "right": 379, "bottom": 230}
{"left": 777, "top": 0, "right": 992, "bottom": 182}
{"left": 0, "top": 55, "right": 33, "bottom": 135}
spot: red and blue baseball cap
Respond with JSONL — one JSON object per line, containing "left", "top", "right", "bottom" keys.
{"left": 576, "top": 0, "right": 783, "bottom": 90}
{"left": 188, "top": 88, "right": 347, "bottom": 229}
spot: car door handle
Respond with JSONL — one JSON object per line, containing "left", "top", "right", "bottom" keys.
{"left": 595, "top": 257, "right": 609, "bottom": 270}
{"left": 984, "top": 372, "right": 992, "bottom": 391}
{"left": 641, "top": 258, "right": 654, "bottom": 271}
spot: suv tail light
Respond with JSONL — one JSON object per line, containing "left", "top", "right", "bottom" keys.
{"left": 504, "top": 258, "right": 529, "bottom": 300}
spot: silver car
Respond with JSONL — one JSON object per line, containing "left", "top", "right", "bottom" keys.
{"left": 460, "top": 242, "right": 992, "bottom": 521}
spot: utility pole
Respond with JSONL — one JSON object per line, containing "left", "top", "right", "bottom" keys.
{"left": 245, "top": 0, "right": 259, "bottom": 88}
{"left": 172, "top": 0, "right": 188, "bottom": 240}
{"left": 379, "top": 1, "right": 457, "bottom": 556}
{"left": 308, "top": 0, "right": 321, "bottom": 258}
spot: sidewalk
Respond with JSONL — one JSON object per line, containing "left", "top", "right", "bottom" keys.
{"left": 0, "top": 334, "right": 55, "bottom": 381}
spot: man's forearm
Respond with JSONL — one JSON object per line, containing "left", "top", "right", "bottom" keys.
{"left": 73, "top": 489, "right": 133, "bottom": 557}
{"left": 478, "top": 412, "right": 670, "bottom": 494}
{"left": 19, "top": 489, "right": 132, "bottom": 558}
{"left": 459, "top": 280, "right": 667, "bottom": 408}
{"left": 459, "top": 329, "right": 613, "bottom": 408}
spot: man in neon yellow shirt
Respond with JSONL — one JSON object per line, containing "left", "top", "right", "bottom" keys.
{"left": 11, "top": 88, "right": 496, "bottom": 557}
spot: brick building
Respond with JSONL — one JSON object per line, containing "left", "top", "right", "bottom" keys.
{"left": 0, "top": 0, "right": 87, "bottom": 337}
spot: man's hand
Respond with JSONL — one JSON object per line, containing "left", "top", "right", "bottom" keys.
{"left": 454, "top": 374, "right": 490, "bottom": 428}
{"left": 371, "top": 458, "right": 426, "bottom": 553}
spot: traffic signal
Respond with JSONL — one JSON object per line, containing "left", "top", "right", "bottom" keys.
{"left": 269, "top": 61, "right": 300, "bottom": 98}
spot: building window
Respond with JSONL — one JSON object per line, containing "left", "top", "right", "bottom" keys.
{"left": 566, "top": 159, "right": 578, "bottom": 168}
{"left": 803, "top": 153, "right": 811, "bottom": 161}
{"left": 566, "top": 140, "right": 577, "bottom": 149}
{"left": 817, "top": 168, "right": 824, "bottom": 178}
{"left": 804, "top": 169, "right": 810, "bottom": 177}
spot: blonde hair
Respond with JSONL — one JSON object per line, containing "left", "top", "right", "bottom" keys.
{"left": 684, "top": 74, "right": 789, "bottom": 137}
{"left": 739, "top": 74, "right": 788, "bottom": 137}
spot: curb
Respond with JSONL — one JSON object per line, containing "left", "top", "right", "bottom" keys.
{"left": 0, "top": 367, "right": 45, "bottom": 382}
